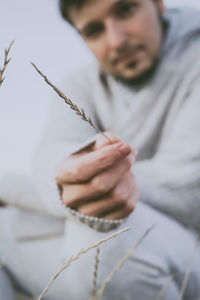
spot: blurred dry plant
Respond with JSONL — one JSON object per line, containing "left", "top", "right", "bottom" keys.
{"left": 96, "top": 225, "right": 155, "bottom": 299}
{"left": 0, "top": 261, "right": 5, "bottom": 269}
{"left": 157, "top": 275, "right": 174, "bottom": 300}
{"left": 157, "top": 232, "right": 200, "bottom": 300}
{"left": 91, "top": 247, "right": 100, "bottom": 300}
{"left": 36, "top": 227, "right": 131, "bottom": 300}
{"left": 0, "top": 256, "right": 5, "bottom": 269}
{"left": 36, "top": 224, "right": 154, "bottom": 300}
{"left": 0, "top": 40, "right": 14, "bottom": 86}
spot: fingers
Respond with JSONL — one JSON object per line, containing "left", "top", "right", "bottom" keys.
{"left": 94, "top": 131, "right": 138, "bottom": 158}
{"left": 103, "top": 200, "right": 134, "bottom": 220}
{"left": 77, "top": 171, "right": 136, "bottom": 217}
{"left": 56, "top": 131, "right": 138, "bottom": 220}
{"left": 61, "top": 154, "right": 135, "bottom": 207}
{"left": 89, "top": 151, "right": 136, "bottom": 197}
{"left": 71, "top": 131, "right": 120, "bottom": 156}
{"left": 104, "top": 182, "right": 139, "bottom": 220}
{"left": 93, "top": 131, "right": 120, "bottom": 150}
{"left": 56, "top": 141, "right": 133, "bottom": 184}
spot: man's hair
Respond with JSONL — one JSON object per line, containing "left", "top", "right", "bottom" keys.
{"left": 59, "top": 0, "right": 156, "bottom": 24}
{"left": 59, "top": 0, "right": 88, "bottom": 23}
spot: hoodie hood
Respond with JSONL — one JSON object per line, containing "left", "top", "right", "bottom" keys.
{"left": 163, "top": 7, "right": 200, "bottom": 54}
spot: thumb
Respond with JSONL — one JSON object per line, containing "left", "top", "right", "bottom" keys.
{"left": 94, "top": 131, "right": 120, "bottom": 150}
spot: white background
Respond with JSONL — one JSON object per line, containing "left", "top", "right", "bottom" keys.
{"left": 0, "top": 0, "right": 200, "bottom": 175}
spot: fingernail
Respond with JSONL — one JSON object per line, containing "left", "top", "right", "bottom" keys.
{"left": 128, "top": 153, "right": 136, "bottom": 164}
{"left": 118, "top": 143, "right": 131, "bottom": 155}
{"left": 134, "top": 149, "right": 139, "bottom": 157}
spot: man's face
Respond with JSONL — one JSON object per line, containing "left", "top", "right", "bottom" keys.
{"left": 69, "top": 0, "right": 165, "bottom": 81}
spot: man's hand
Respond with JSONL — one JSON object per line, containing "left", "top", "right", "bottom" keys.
{"left": 55, "top": 132, "right": 139, "bottom": 220}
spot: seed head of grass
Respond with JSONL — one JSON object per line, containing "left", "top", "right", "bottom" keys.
{"left": 30, "top": 62, "right": 113, "bottom": 143}
{"left": 0, "top": 40, "right": 14, "bottom": 86}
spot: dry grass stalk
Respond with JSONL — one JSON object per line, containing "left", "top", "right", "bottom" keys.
{"left": 31, "top": 62, "right": 112, "bottom": 143}
{"left": 178, "top": 233, "right": 200, "bottom": 300}
{"left": 0, "top": 261, "right": 4, "bottom": 269}
{"left": 157, "top": 275, "right": 174, "bottom": 300}
{"left": 91, "top": 247, "right": 100, "bottom": 300}
{"left": 0, "top": 257, "right": 6, "bottom": 269}
{"left": 96, "top": 224, "right": 155, "bottom": 299}
{"left": 36, "top": 226, "right": 131, "bottom": 300}
{"left": 0, "top": 40, "right": 14, "bottom": 86}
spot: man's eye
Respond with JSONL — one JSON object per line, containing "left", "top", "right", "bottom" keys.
{"left": 84, "top": 25, "right": 104, "bottom": 39}
{"left": 117, "top": 2, "right": 138, "bottom": 18}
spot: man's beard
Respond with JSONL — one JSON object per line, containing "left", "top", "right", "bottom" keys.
{"left": 112, "top": 16, "right": 168, "bottom": 87}
{"left": 113, "top": 57, "right": 160, "bottom": 87}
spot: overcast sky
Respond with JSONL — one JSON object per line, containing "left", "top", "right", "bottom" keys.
{"left": 0, "top": 0, "right": 199, "bottom": 175}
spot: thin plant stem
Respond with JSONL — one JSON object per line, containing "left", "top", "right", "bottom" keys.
{"left": 0, "top": 256, "right": 6, "bottom": 269}
{"left": 0, "top": 261, "right": 5, "bottom": 269}
{"left": 157, "top": 275, "right": 174, "bottom": 300}
{"left": 178, "top": 233, "right": 200, "bottom": 300}
{"left": 96, "top": 224, "right": 155, "bottom": 299}
{"left": 36, "top": 227, "right": 131, "bottom": 300}
{"left": 0, "top": 40, "right": 14, "bottom": 86}
{"left": 91, "top": 247, "right": 100, "bottom": 300}
{"left": 31, "top": 62, "right": 113, "bottom": 144}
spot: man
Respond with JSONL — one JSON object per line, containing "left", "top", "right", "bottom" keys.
{"left": 0, "top": 0, "right": 200, "bottom": 299}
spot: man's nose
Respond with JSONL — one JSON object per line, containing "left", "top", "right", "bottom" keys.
{"left": 106, "top": 20, "right": 127, "bottom": 50}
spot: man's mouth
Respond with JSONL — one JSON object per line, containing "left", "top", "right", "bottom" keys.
{"left": 112, "top": 45, "right": 143, "bottom": 66}
{"left": 119, "top": 51, "right": 139, "bottom": 65}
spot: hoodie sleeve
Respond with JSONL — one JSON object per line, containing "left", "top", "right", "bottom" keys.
{"left": 134, "top": 76, "right": 200, "bottom": 231}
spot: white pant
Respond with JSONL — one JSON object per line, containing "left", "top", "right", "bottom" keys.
{"left": 0, "top": 203, "right": 200, "bottom": 300}
{"left": 0, "top": 269, "right": 16, "bottom": 300}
